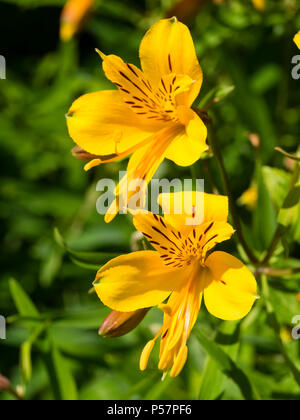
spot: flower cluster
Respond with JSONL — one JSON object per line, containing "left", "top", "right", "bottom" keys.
{"left": 66, "top": 18, "right": 258, "bottom": 378}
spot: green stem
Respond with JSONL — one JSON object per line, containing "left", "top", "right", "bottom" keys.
{"left": 258, "top": 267, "right": 300, "bottom": 277}
{"left": 207, "top": 119, "right": 258, "bottom": 265}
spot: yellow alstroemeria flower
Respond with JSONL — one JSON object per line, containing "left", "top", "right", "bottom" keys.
{"left": 294, "top": 32, "right": 300, "bottom": 50}
{"left": 66, "top": 18, "right": 208, "bottom": 222}
{"left": 60, "top": 0, "right": 95, "bottom": 42}
{"left": 94, "top": 192, "right": 258, "bottom": 377}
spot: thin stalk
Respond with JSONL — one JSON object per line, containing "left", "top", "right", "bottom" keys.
{"left": 207, "top": 119, "right": 258, "bottom": 265}
{"left": 258, "top": 267, "right": 300, "bottom": 277}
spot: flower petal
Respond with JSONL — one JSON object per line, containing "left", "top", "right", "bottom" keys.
{"left": 104, "top": 124, "right": 180, "bottom": 223}
{"left": 139, "top": 18, "right": 203, "bottom": 106}
{"left": 66, "top": 90, "right": 158, "bottom": 155}
{"left": 204, "top": 251, "right": 258, "bottom": 321}
{"left": 165, "top": 107, "right": 207, "bottom": 167}
{"left": 94, "top": 251, "right": 187, "bottom": 311}
{"left": 133, "top": 212, "right": 184, "bottom": 258}
{"left": 158, "top": 191, "right": 229, "bottom": 232}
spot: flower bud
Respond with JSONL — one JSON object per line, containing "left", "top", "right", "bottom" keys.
{"left": 99, "top": 308, "right": 150, "bottom": 338}
{"left": 60, "top": 0, "right": 95, "bottom": 42}
{"left": 0, "top": 375, "right": 11, "bottom": 392}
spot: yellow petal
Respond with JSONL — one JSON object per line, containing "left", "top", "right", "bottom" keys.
{"left": 294, "top": 32, "right": 300, "bottom": 50}
{"left": 187, "top": 221, "right": 235, "bottom": 261}
{"left": 165, "top": 107, "right": 208, "bottom": 167}
{"left": 104, "top": 124, "right": 180, "bottom": 222}
{"left": 139, "top": 18, "right": 203, "bottom": 106}
{"left": 66, "top": 90, "right": 158, "bottom": 155}
{"left": 133, "top": 212, "right": 184, "bottom": 257}
{"left": 94, "top": 251, "right": 186, "bottom": 311}
{"left": 204, "top": 252, "right": 258, "bottom": 321}
{"left": 158, "top": 191, "right": 229, "bottom": 232}
{"left": 99, "top": 53, "right": 165, "bottom": 125}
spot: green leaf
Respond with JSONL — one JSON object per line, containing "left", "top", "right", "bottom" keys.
{"left": 9, "top": 278, "right": 40, "bottom": 318}
{"left": 196, "top": 329, "right": 260, "bottom": 401}
{"left": 198, "top": 85, "right": 235, "bottom": 109}
{"left": 20, "top": 324, "right": 47, "bottom": 383}
{"left": 45, "top": 345, "right": 78, "bottom": 401}
{"left": 198, "top": 322, "right": 241, "bottom": 400}
{"left": 54, "top": 228, "right": 120, "bottom": 270}
{"left": 262, "top": 166, "right": 291, "bottom": 209}
{"left": 253, "top": 167, "right": 277, "bottom": 250}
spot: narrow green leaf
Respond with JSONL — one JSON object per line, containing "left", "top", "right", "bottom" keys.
{"left": 54, "top": 228, "right": 120, "bottom": 268}
{"left": 9, "top": 278, "right": 40, "bottom": 318}
{"left": 196, "top": 329, "right": 260, "bottom": 401}
{"left": 198, "top": 322, "right": 240, "bottom": 400}
{"left": 20, "top": 323, "right": 48, "bottom": 383}
{"left": 46, "top": 345, "right": 78, "bottom": 401}
{"left": 253, "top": 167, "right": 277, "bottom": 250}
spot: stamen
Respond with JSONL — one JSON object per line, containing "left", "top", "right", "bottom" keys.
{"left": 140, "top": 340, "right": 155, "bottom": 371}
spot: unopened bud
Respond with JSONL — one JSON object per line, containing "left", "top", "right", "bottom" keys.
{"left": 0, "top": 375, "right": 11, "bottom": 392}
{"left": 247, "top": 133, "right": 260, "bottom": 148}
{"left": 99, "top": 308, "right": 150, "bottom": 338}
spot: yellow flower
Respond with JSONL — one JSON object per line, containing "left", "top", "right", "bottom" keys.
{"left": 60, "top": 0, "right": 95, "bottom": 42}
{"left": 66, "top": 18, "right": 208, "bottom": 222}
{"left": 238, "top": 185, "right": 258, "bottom": 210}
{"left": 94, "top": 192, "right": 258, "bottom": 377}
{"left": 294, "top": 32, "right": 300, "bottom": 50}
{"left": 252, "top": 0, "right": 265, "bottom": 11}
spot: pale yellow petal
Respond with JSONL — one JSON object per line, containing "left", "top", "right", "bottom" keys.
{"left": 165, "top": 107, "right": 207, "bottom": 167}
{"left": 204, "top": 252, "right": 258, "bottom": 321}
{"left": 139, "top": 18, "right": 203, "bottom": 106}
{"left": 158, "top": 191, "right": 229, "bottom": 232}
{"left": 294, "top": 32, "right": 300, "bottom": 49}
{"left": 94, "top": 251, "right": 187, "bottom": 311}
{"left": 66, "top": 90, "right": 158, "bottom": 155}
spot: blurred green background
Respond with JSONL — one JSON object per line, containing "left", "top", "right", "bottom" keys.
{"left": 0, "top": 0, "right": 300, "bottom": 400}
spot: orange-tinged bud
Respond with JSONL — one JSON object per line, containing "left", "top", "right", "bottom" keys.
{"left": 0, "top": 375, "right": 11, "bottom": 392}
{"left": 165, "top": 0, "right": 206, "bottom": 23}
{"left": 296, "top": 293, "right": 300, "bottom": 303}
{"left": 60, "top": 0, "right": 95, "bottom": 42}
{"left": 99, "top": 308, "right": 150, "bottom": 338}
{"left": 248, "top": 133, "right": 260, "bottom": 149}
